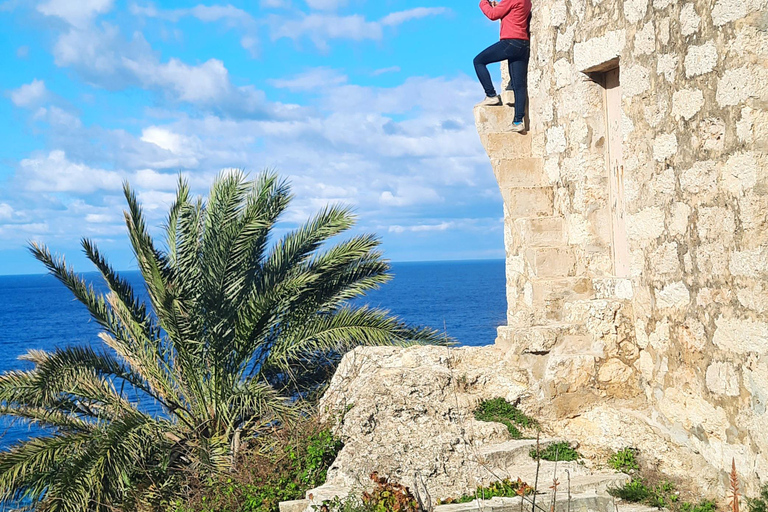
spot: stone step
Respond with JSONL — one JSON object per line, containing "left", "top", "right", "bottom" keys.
{"left": 434, "top": 473, "right": 632, "bottom": 512}
{"left": 477, "top": 438, "right": 560, "bottom": 469}
{"left": 525, "top": 247, "right": 579, "bottom": 278}
{"left": 531, "top": 278, "right": 594, "bottom": 303}
{"left": 474, "top": 104, "right": 522, "bottom": 134}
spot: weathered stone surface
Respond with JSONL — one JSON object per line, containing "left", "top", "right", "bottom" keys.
{"left": 316, "top": 346, "right": 529, "bottom": 502}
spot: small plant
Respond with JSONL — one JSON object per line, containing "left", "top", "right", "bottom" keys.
{"left": 681, "top": 500, "right": 718, "bottom": 512}
{"left": 474, "top": 398, "right": 539, "bottom": 439}
{"left": 438, "top": 478, "right": 533, "bottom": 504}
{"left": 608, "top": 447, "right": 640, "bottom": 473}
{"left": 608, "top": 479, "right": 651, "bottom": 502}
{"left": 318, "top": 473, "right": 419, "bottom": 512}
{"left": 648, "top": 480, "right": 678, "bottom": 509}
{"left": 529, "top": 441, "right": 580, "bottom": 462}
{"left": 731, "top": 459, "right": 742, "bottom": 512}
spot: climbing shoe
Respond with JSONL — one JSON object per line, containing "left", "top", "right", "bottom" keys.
{"left": 476, "top": 95, "right": 503, "bottom": 107}
{"left": 510, "top": 121, "right": 525, "bottom": 132}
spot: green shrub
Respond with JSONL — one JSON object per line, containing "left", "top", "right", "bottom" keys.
{"left": 680, "top": 500, "right": 717, "bottom": 512}
{"left": 177, "top": 421, "right": 343, "bottom": 512}
{"left": 438, "top": 478, "right": 533, "bottom": 505}
{"left": 529, "top": 441, "right": 580, "bottom": 462}
{"left": 608, "top": 479, "right": 651, "bottom": 502}
{"left": 608, "top": 447, "right": 640, "bottom": 473}
{"left": 648, "top": 481, "right": 678, "bottom": 509}
{"left": 748, "top": 485, "right": 768, "bottom": 512}
{"left": 474, "top": 398, "right": 539, "bottom": 439}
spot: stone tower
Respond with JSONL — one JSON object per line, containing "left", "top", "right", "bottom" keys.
{"left": 475, "top": 0, "right": 768, "bottom": 495}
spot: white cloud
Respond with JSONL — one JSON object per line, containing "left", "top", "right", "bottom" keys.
{"left": 130, "top": 3, "right": 254, "bottom": 24}
{"left": 19, "top": 150, "right": 123, "bottom": 193}
{"left": 380, "top": 8, "right": 450, "bottom": 26}
{"left": 16, "top": 45, "right": 29, "bottom": 58}
{"left": 389, "top": 222, "right": 455, "bottom": 234}
{"left": 372, "top": 66, "right": 400, "bottom": 76}
{"left": 0, "top": 203, "right": 13, "bottom": 220}
{"left": 37, "top": 0, "right": 114, "bottom": 28}
{"left": 269, "top": 68, "right": 347, "bottom": 91}
{"left": 305, "top": 0, "right": 349, "bottom": 11}
{"left": 9, "top": 79, "right": 48, "bottom": 107}
{"left": 270, "top": 8, "right": 449, "bottom": 49}
{"left": 380, "top": 186, "right": 442, "bottom": 207}
{"left": 51, "top": 24, "right": 268, "bottom": 114}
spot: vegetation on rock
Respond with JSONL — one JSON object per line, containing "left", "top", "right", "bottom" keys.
{"left": 747, "top": 484, "right": 768, "bottom": 512}
{"left": 529, "top": 441, "right": 580, "bottom": 462}
{"left": 0, "top": 171, "right": 445, "bottom": 511}
{"left": 438, "top": 478, "right": 533, "bottom": 504}
{"left": 174, "top": 419, "right": 341, "bottom": 512}
{"left": 608, "top": 447, "right": 640, "bottom": 473}
{"left": 316, "top": 473, "right": 419, "bottom": 512}
{"left": 474, "top": 397, "right": 539, "bottom": 439}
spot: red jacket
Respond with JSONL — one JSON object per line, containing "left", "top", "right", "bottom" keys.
{"left": 480, "top": 0, "right": 532, "bottom": 40}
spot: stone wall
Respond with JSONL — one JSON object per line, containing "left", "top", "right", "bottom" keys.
{"left": 475, "top": 0, "right": 768, "bottom": 496}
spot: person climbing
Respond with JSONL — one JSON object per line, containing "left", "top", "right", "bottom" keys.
{"left": 474, "top": 0, "right": 532, "bottom": 133}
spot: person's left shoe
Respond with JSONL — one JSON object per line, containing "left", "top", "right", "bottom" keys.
{"left": 476, "top": 95, "right": 502, "bottom": 107}
{"left": 510, "top": 121, "right": 526, "bottom": 133}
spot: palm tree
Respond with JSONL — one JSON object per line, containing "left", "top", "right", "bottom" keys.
{"left": 0, "top": 171, "right": 446, "bottom": 511}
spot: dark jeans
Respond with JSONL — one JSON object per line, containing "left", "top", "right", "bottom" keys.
{"left": 473, "top": 38, "right": 530, "bottom": 123}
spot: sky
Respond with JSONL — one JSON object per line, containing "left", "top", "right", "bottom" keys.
{"left": 0, "top": 0, "right": 506, "bottom": 276}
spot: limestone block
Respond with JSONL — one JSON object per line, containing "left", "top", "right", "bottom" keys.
{"left": 680, "top": 3, "right": 701, "bottom": 36}
{"left": 653, "top": 133, "right": 678, "bottom": 161}
{"left": 717, "top": 65, "right": 768, "bottom": 107}
{"left": 531, "top": 247, "right": 578, "bottom": 277}
{"left": 672, "top": 88, "right": 705, "bottom": 120}
{"left": 624, "top": 0, "right": 649, "bottom": 23}
{"left": 516, "top": 217, "right": 567, "bottom": 247}
{"left": 554, "top": 58, "right": 573, "bottom": 89}
{"left": 556, "top": 25, "right": 576, "bottom": 53}
{"left": 573, "top": 30, "right": 626, "bottom": 72}
{"left": 495, "top": 158, "right": 547, "bottom": 188}
{"left": 730, "top": 246, "right": 768, "bottom": 278}
{"left": 706, "top": 362, "right": 741, "bottom": 396}
{"left": 636, "top": 350, "right": 655, "bottom": 380}
{"left": 698, "top": 118, "right": 726, "bottom": 152}
{"left": 713, "top": 316, "right": 768, "bottom": 354}
{"left": 695, "top": 243, "right": 730, "bottom": 277}
{"left": 678, "top": 317, "right": 708, "bottom": 352}
{"left": 656, "top": 281, "right": 691, "bottom": 310}
{"left": 546, "top": 125, "right": 567, "bottom": 154}
{"left": 721, "top": 152, "right": 758, "bottom": 196}
{"left": 650, "top": 242, "right": 680, "bottom": 275}
{"left": 633, "top": 21, "right": 656, "bottom": 55}
{"left": 592, "top": 278, "right": 634, "bottom": 300}
{"left": 711, "top": 0, "right": 748, "bottom": 26}
{"left": 736, "top": 107, "right": 768, "bottom": 148}
{"left": 652, "top": 0, "right": 674, "bottom": 9}
{"left": 544, "top": 354, "right": 596, "bottom": 394}
{"left": 483, "top": 133, "right": 533, "bottom": 159}
{"left": 532, "top": 277, "right": 594, "bottom": 302}
{"left": 680, "top": 161, "right": 717, "bottom": 196}
{"left": 697, "top": 206, "right": 736, "bottom": 244}
{"left": 737, "top": 282, "right": 768, "bottom": 314}
{"left": 550, "top": 1, "right": 568, "bottom": 26}
{"left": 598, "top": 358, "right": 633, "bottom": 383}
{"left": 657, "top": 53, "right": 679, "bottom": 82}
{"left": 668, "top": 203, "right": 692, "bottom": 236}
{"left": 627, "top": 207, "right": 665, "bottom": 241}
{"left": 659, "top": 387, "right": 730, "bottom": 436}
{"left": 622, "top": 65, "right": 651, "bottom": 97}
{"left": 684, "top": 41, "right": 718, "bottom": 78}
{"left": 502, "top": 187, "right": 555, "bottom": 217}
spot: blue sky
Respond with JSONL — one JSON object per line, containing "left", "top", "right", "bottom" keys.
{"left": 0, "top": 0, "right": 506, "bottom": 275}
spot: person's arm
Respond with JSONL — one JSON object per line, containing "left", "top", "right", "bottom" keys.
{"left": 479, "top": 0, "right": 516, "bottom": 21}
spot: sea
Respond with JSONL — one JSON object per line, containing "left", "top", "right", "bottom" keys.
{"left": 0, "top": 259, "right": 506, "bottom": 450}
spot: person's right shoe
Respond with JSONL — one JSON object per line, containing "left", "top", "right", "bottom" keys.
{"left": 510, "top": 121, "right": 525, "bottom": 133}
{"left": 476, "top": 95, "right": 502, "bottom": 107}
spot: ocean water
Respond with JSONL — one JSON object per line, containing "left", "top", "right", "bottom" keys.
{"left": 0, "top": 260, "right": 506, "bottom": 449}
